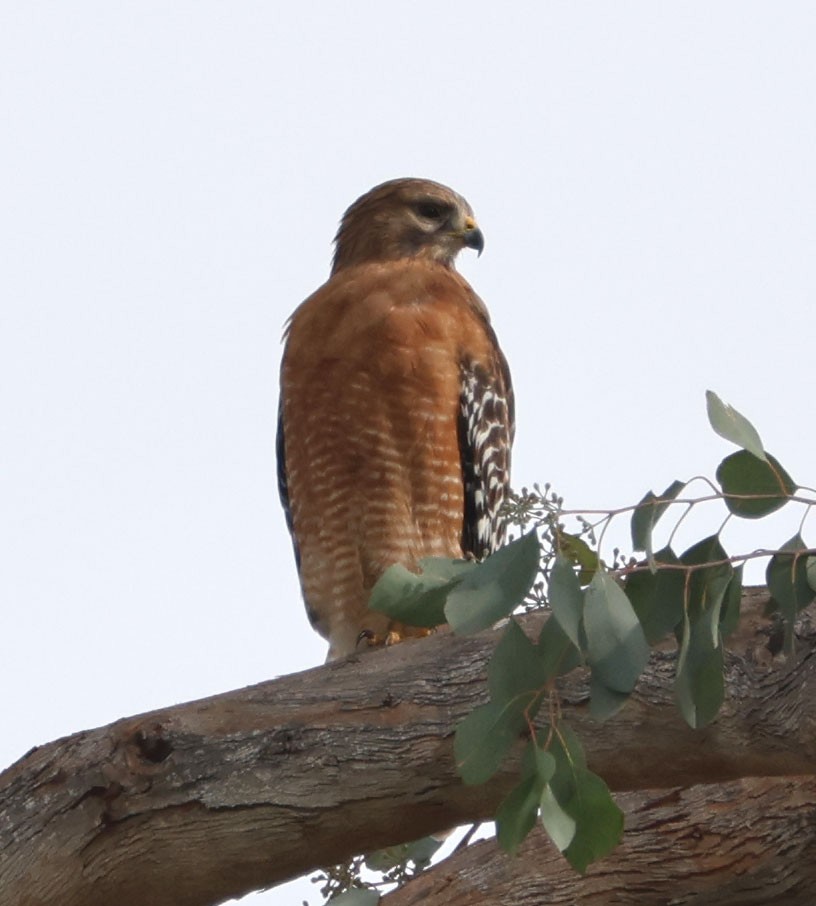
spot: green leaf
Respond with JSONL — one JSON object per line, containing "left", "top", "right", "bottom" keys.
{"left": 705, "top": 390, "right": 767, "bottom": 461}
{"left": 674, "top": 535, "right": 731, "bottom": 728}
{"left": 445, "top": 531, "right": 540, "bottom": 635}
{"left": 624, "top": 546, "right": 685, "bottom": 643}
{"left": 716, "top": 450, "right": 796, "bottom": 519}
{"left": 808, "top": 556, "right": 816, "bottom": 594}
{"left": 561, "top": 771, "right": 624, "bottom": 873}
{"left": 584, "top": 569, "right": 650, "bottom": 694}
{"left": 417, "top": 557, "right": 479, "bottom": 581}
{"left": 546, "top": 726, "right": 623, "bottom": 873}
{"left": 533, "top": 745, "right": 557, "bottom": 783}
{"left": 680, "top": 535, "right": 733, "bottom": 626}
{"left": 496, "top": 774, "right": 542, "bottom": 854}
{"left": 539, "top": 783, "right": 577, "bottom": 852}
{"left": 454, "top": 701, "right": 524, "bottom": 786}
{"left": 555, "top": 530, "right": 600, "bottom": 585}
{"left": 630, "top": 480, "right": 685, "bottom": 564}
{"left": 589, "top": 675, "right": 631, "bottom": 721}
{"left": 456, "top": 621, "right": 550, "bottom": 786}
{"left": 329, "top": 889, "right": 380, "bottom": 906}
{"left": 518, "top": 735, "right": 557, "bottom": 784}
{"left": 537, "top": 617, "right": 584, "bottom": 679}
{"left": 766, "top": 535, "right": 815, "bottom": 653}
{"left": 366, "top": 836, "right": 442, "bottom": 872}
{"left": 719, "top": 565, "right": 744, "bottom": 638}
{"left": 547, "top": 556, "right": 584, "bottom": 649}
{"left": 675, "top": 609, "right": 724, "bottom": 729}
{"left": 551, "top": 722, "right": 587, "bottom": 770}
{"left": 368, "top": 558, "right": 476, "bottom": 627}
{"left": 488, "top": 620, "right": 550, "bottom": 707}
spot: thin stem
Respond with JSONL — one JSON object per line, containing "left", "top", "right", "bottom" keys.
{"left": 667, "top": 501, "right": 694, "bottom": 550}
{"left": 453, "top": 823, "right": 481, "bottom": 853}
{"left": 717, "top": 510, "right": 733, "bottom": 537}
{"left": 596, "top": 512, "right": 615, "bottom": 558}
{"left": 554, "top": 491, "right": 816, "bottom": 521}
{"left": 613, "top": 547, "right": 816, "bottom": 579}
{"left": 798, "top": 503, "right": 813, "bottom": 539}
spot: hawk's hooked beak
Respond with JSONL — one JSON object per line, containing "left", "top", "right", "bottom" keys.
{"left": 462, "top": 216, "right": 484, "bottom": 256}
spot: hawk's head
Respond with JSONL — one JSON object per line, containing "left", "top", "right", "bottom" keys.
{"left": 332, "top": 177, "right": 484, "bottom": 274}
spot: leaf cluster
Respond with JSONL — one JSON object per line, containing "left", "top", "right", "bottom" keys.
{"left": 313, "top": 837, "right": 443, "bottom": 905}
{"left": 359, "top": 391, "right": 816, "bottom": 884}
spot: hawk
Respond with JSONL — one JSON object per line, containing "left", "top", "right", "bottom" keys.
{"left": 277, "top": 178, "right": 514, "bottom": 659}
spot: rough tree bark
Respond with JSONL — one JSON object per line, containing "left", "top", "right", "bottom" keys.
{"left": 1, "top": 588, "right": 814, "bottom": 906}
{"left": 383, "top": 776, "right": 816, "bottom": 905}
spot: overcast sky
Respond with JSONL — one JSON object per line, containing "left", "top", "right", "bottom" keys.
{"left": 2, "top": 3, "right": 815, "bottom": 904}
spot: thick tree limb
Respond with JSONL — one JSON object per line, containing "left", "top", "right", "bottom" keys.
{"left": 384, "top": 776, "right": 816, "bottom": 905}
{"left": 1, "top": 589, "right": 814, "bottom": 906}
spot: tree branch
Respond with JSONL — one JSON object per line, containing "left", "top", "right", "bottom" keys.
{"left": 384, "top": 776, "right": 816, "bottom": 905}
{"left": 1, "top": 589, "right": 814, "bottom": 906}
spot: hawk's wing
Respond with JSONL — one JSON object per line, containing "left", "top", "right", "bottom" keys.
{"left": 458, "top": 342, "right": 515, "bottom": 560}
{"left": 276, "top": 401, "right": 300, "bottom": 570}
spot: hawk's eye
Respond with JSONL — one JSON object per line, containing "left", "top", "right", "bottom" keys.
{"left": 416, "top": 202, "right": 445, "bottom": 221}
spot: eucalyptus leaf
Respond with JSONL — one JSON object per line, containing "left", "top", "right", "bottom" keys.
{"left": 539, "top": 783, "right": 577, "bottom": 852}
{"left": 403, "top": 836, "right": 442, "bottom": 866}
{"left": 455, "top": 622, "right": 549, "bottom": 786}
{"left": 716, "top": 450, "right": 796, "bottom": 519}
{"left": 589, "top": 675, "right": 631, "bottom": 721}
{"left": 705, "top": 390, "right": 767, "bottom": 461}
{"left": 445, "top": 530, "right": 540, "bottom": 635}
{"left": 630, "top": 479, "right": 685, "bottom": 563}
{"left": 488, "top": 619, "right": 550, "bottom": 707}
{"left": 680, "top": 535, "right": 733, "bottom": 630}
{"left": 533, "top": 746, "right": 557, "bottom": 783}
{"left": 766, "top": 534, "right": 815, "bottom": 653}
{"left": 548, "top": 555, "right": 584, "bottom": 649}
{"left": 584, "top": 570, "right": 650, "bottom": 694}
{"left": 550, "top": 721, "right": 587, "bottom": 772}
{"left": 674, "top": 535, "right": 731, "bottom": 728}
{"left": 416, "top": 557, "right": 479, "bottom": 581}
{"left": 454, "top": 700, "right": 525, "bottom": 786}
{"left": 329, "top": 888, "right": 380, "bottom": 906}
{"left": 719, "top": 565, "right": 744, "bottom": 638}
{"left": 675, "top": 606, "right": 724, "bottom": 729}
{"left": 546, "top": 727, "right": 623, "bottom": 873}
{"left": 555, "top": 530, "right": 600, "bottom": 585}
{"left": 368, "top": 558, "right": 476, "bottom": 627}
{"left": 537, "top": 617, "right": 584, "bottom": 679}
{"left": 496, "top": 774, "right": 542, "bottom": 854}
{"left": 560, "top": 771, "right": 624, "bottom": 873}
{"left": 808, "top": 556, "right": 816, "bottom": 594}
{"left": 624, "top": 546, "right": 685, "bottom": 643}
{"left": 365, "top": 836, "right": 442, "bottom": 872}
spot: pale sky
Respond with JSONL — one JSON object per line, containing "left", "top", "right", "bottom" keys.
{"left": 2, "top": 3, "right": 815, "bottom": 904}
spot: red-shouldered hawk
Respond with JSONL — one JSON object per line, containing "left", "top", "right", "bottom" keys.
{"left": 277, "top": 178, "right": 514, "bottom": 660}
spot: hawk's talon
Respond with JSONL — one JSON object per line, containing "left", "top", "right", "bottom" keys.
{"left": 355, "top": 626, "right": 432, "bottom": 651}
{"left": 356, "top": 628, "right": 378, "bottom": 649}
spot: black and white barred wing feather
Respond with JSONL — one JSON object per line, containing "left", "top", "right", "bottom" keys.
{"left": 458, "top": 351, "right": 515, "bottom": 560}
